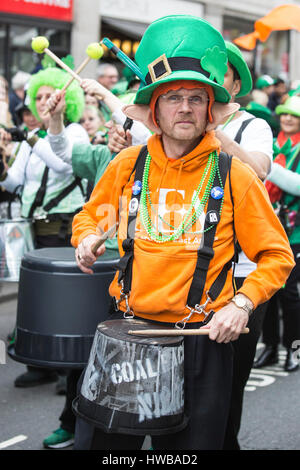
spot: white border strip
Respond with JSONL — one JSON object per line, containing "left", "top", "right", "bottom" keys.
{"left": 0, "top": 435, "right": 27, "bottom": 449}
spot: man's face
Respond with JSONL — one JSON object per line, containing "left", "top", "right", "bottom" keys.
{"left": 97, "top": 66, "right": 119, "bottom": 90}
{"left": 275, "top": 82, "right": 287, "bottom": 97}
{"left": 223, "top": 65, "right": 241, "bottom": 102}
{"left": 155, "top": 87, "right": 209, "bottom": 144}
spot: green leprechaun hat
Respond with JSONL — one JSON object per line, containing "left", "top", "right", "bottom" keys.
{"left": 225, "top": 41, "right": 252, "bottom": 97}
{"left": 255, "top": 75, "right": 275, "bottom": 90}
{"left": 134, "top": 15, "right": 231, "bottom": 105}
{"left": 275, "top": 96, "right": 300, "bottom": 118}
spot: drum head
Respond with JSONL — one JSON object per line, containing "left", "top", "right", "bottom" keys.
{"left": 98, "top": 318, "right": 183, "bottom": 346}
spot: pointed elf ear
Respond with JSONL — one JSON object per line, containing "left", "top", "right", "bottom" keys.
{"left": 122, "top": 104, "right": 162, "bottom": 134}
{"left": 206, "top": 102, "right": 240, "bottom": 131}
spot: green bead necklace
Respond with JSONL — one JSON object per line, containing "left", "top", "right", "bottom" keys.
{"left": 140, "top": 151, "right": 224, "bottom": 243}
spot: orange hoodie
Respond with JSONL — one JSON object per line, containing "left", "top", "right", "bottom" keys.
{"left": 72, "top": 132, "right": 295, "bottom": 323}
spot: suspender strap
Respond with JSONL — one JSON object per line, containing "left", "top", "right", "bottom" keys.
{"left": 117, "top": 145, "right": 148, "bottom": 294}
{"left": 28, "top": 165, "right": 49, "bottom": 218}
{"left": 186, "top": 152, "right": 231, "bottom": 308}
{"left": 234, "top": 118, "right": 255, "bottom": 144}
{"left": 43, "top": 177, "right": 83, "bottom": 212}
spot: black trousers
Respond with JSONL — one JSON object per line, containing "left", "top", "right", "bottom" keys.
{"left": 74, "top": 312, "right": 233, "bottom": 451}
{"left": 261, "top": 243, "right": 300, "bottom": 349}
{"left": 222, "top": 277, "right": 267, "bottom": 450}
{"left": 60, "top": 369, "right": 83, "bottom": 433}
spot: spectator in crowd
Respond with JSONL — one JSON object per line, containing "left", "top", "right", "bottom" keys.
{"left": 255, "top": 74, "right": 275, "bottom": 97}
{"left": 268, "top": 78, "right": 288, "bottom": 112}
{"left": 95, "top": 63, "right": 119, "bottom": 122}
{"left": 79, "top": 105, "right": 107, "bottom": 145}
{"left": 8, "top": 71, "right": 31, "bottom": 125}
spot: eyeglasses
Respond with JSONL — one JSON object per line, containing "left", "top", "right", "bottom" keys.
{"left": 160, "top": 93, "right": 209, "bottom": 106}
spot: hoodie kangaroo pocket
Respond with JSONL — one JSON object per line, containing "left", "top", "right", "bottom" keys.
{"left": 129, "top": 242, "right": 198, "bottom": 316}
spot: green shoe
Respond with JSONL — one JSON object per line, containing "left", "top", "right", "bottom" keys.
{"left": 43, "top": 428, "right": 74, "bottom": 449}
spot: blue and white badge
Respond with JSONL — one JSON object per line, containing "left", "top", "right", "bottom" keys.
{"left": 210, "top": 186, "right": 224, "bottom": 200}
{"left": 132, "top": 180, "right": 142, "bottom": 195}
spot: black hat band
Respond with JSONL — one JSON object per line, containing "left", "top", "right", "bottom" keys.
{"left": 146, "top": 55, "right": 213, "bottom": 85}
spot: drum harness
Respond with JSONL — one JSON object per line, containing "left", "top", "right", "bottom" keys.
{"left": 114, "top": 144, "right": 238, "bottom": 329}
{"left": 28, "top": 165, "right": 85, "bottom": 240}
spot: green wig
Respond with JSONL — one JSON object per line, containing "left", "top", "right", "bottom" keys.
{"left": 27, "top": 67, "right": 84, "bottom": 123}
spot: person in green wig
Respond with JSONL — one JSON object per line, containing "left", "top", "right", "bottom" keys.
{"left": 0, "top": 64, "right": 90, "bottom": 449}
{"left": 254, "top": 95, "right": 300, "bottom": 373}
{"left": 71, "top": 15, "right": 294, "bottom": 450}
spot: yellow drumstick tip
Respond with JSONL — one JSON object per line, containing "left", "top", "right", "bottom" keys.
{"left": 86, "top": 43, "right": 104, "bottom": 60}
{"left": 31, "top": 36, "right": 49, "bottom": 54}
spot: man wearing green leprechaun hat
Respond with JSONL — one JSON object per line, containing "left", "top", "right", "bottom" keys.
{"left": 71, "top": 15, "right": 294, "bottom": 450}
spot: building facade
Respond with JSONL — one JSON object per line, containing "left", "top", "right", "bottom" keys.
{"left": 0, "top": 0, "right": 299, "bottom": 87}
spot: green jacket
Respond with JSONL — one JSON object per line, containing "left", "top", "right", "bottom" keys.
{"left": 71, "top": 143, "right": 118, "bottom": 251}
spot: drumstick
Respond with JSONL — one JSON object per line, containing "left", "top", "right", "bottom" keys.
{"left": 43, "top": 42, "right": 104, "bottom": 116}
{"left": 128, "top": 327, "right": 249, "bottom": 336}
{"left": 91, "top": 223, "right": 118, "bottom": 254}
{"left": 31, "top": 36, "right": 82, "bottom": 83}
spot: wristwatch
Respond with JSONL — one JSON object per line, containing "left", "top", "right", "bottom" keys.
{"left": 231, "top": 294, "right": 253, "bottom": 316}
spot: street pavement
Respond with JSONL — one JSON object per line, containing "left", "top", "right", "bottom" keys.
{"left": 0, "top": 282, "right": 299, "bottom": 451}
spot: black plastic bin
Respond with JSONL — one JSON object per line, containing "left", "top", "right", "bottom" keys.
{"left": 8, "top": 247, "right": 119, "bottom": 369}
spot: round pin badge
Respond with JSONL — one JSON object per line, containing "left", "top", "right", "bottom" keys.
{"left": 129, "top": 197, "right": 139, "bottom": 214}
{"left": 132, "top": 180, "right": 142, "bottom": 196}
{"left": 205, "top": 210, "right": 220, "bottom": 225}
{"left": 210, "top": 186, "right": 224, "bottom": 200}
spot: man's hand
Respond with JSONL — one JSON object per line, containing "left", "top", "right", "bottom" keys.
{"left": 81, "top": 78, "right": 108, "bottom": 101}
{"left": 75, "top": 234, "right": 106, "bottom": 274}
{"left": 201, "top": 302, "right": 249, "bottom": 343}
{"left": 107, "top": 121, "right": 132, "bottom": 154}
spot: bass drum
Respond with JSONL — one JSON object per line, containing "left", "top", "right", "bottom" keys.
{"left": 8, "top": 247, "right": 119, "bottom": 369}
{"left": 0, "top": 218, "right": 34, "bottom": 282}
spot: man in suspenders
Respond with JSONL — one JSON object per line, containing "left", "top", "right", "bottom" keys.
{"left": 215, "top": 42, "right": 274, "bottom": 450}
{"left": 71, "top": 16, "right": 294, "bottom": 450}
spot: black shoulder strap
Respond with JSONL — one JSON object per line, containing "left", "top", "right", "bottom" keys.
{"left": 234, "top": 117, "right": 255, "bottom": 144}
{"left": 186, "top": 152, "right": 231, "bottom": 308}
{"left": 28, "top": 165, "right": 49, "bottom": 218}
{"left": 43, "top": 176, "right": 83, "bottom": 212}
{"left": 117, "top": 145, "right": 148, "bottom": 294}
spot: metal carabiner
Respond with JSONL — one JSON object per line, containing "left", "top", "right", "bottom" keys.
{"left": 175, "top": 307, "right": 195, "bottom": 330}
{"left": 123, "top": 291, "right": 134, "bottom": 319}
{"left": 175, "top": 291, "right": 212, "bottom": 329}
{"left": 117, "top": 282, "right": 134, "bottom": 319}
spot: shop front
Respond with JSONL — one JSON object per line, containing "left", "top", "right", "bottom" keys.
{"left": 222, "top": 13, "right": 290, "bottom": 83}
{"left": 0, "top": 0, "right": 73, "bottom": 84}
